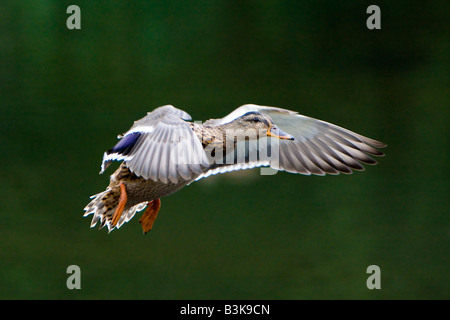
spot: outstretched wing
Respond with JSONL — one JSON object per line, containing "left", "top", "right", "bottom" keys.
{"left": 101, "top": 105, "right": 209, "bottom": 183}
{"left": 196, "top": 104, "right": 386, "bottom": 180}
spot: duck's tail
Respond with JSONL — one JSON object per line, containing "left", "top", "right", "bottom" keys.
{"left": 83, "top": 188, "right": 147, "bottom": 232}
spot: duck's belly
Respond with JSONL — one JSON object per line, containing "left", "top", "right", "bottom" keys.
{"left": 110, "top": 163, "right": 193, "bottom": 208}
{"left": 125, "top": 177, "right": 190, "bottom": 208}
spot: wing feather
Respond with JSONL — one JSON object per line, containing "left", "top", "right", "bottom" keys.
{"left": 100, "top": 105, "right": 209, "bottom": 183}
{"left": 196, "top": 104, "right": 386, "bottom": 180}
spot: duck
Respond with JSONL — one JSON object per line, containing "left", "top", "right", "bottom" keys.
{"left": 84, "top": 104, "right": 386, "bottom": 234}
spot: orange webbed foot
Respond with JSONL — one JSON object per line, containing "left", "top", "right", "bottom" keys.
{"left": 139, "top": 199, "right": 161, "bottom": 234}
{"left": 111, "top": 182, "right": 127, "bottom": 227}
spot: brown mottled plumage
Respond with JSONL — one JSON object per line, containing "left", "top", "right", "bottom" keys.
{"left": 84, "top": 104, "right": 385, "bottom": 233}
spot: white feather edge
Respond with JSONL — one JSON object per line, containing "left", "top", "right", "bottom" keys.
{"left": 193, "top": 160, "right": 271, "bottom": 182}
{"left": 213, "top": 104, "right": 298, "bottom": 126}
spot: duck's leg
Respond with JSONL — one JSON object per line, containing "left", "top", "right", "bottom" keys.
{"left": 111, "top": 182, "right": 127, "bottom": 227}
{"left": 139, "top": 199, "right": 161, "bottom": 234}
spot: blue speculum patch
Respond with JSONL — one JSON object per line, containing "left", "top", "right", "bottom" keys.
{"left": 107, "top": 132, "right": 141, "bottom": 156}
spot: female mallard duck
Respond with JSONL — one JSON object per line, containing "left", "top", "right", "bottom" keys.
{"left": 84, "top": 104, "right": 386, "bottom": 233}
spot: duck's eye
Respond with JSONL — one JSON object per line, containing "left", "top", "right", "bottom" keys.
{"left": 244, "top": 116, "right": 261, "bottom": 122}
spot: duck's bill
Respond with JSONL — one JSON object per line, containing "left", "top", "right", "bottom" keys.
{"left": 267, "top": 126, "right": 295, "bottom": 140}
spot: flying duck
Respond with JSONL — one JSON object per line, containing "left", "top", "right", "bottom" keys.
{"left": 83, "top": 104, "right": 386, "bottom": 233}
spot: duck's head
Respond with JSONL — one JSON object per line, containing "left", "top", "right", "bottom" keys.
{"left": 229, "top": 111, "right": 295, "bottom": 140}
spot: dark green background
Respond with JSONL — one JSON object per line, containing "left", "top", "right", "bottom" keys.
{"left": 1, "top": 1, "right": 448, "bottom": 299}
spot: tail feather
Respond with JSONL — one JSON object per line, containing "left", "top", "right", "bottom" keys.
{"left": 83, "top": 188, "right": 147, "bottom": 232}
{"left": 115, "top": 201, "right": 148, "bottom": 229}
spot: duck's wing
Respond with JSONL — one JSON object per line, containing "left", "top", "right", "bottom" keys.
{"left": 100, "top": 105, "right": 209, "bottom": 184}
{"left": 196, "top": 104, "right": 386, "bottom": 180}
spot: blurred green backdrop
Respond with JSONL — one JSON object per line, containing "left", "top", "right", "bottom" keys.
{"left": 1, "top": 0, "right": 448, "bottom": 299}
